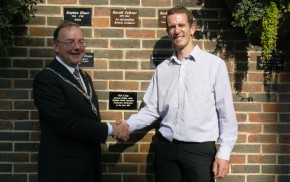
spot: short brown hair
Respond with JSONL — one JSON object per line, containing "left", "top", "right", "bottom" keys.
{"left": 166, "top": 6, "right": 194, "bottom": 27}
{"left": 53, "top": 21, "right": 80, "bottom": 42}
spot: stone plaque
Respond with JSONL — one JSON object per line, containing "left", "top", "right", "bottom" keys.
{"left": 158, "top": 10, "right": 167, "bottom": 28}
{"left": 150, "top": 54, "right": 171, "bottom": 69}
{"left": 256, "top": 56, "right": 284, "bottom": 70}
{"left": 109, "top": 92, "right": 137, "bottom": 110}
{"left": 111, "top": 9, "right": 139, "bottom": 27}
{"left": 80, "top": 53, "right": 94, "bottom": 67}
{"left": 64, "top": 8, "right": 92, "bottom": 26}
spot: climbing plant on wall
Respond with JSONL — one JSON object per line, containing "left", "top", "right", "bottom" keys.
{"left": 0, "top": 0, "right": 42, "bottom": 56}
{"left": 228, "top": 0, "right": 290, "bottom": 92}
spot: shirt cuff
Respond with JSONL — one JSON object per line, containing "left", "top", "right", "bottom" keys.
{"left": 216, "top": 146, "right": 232, "bottom": 161}
{"left": 107, "top": 123, "right": 112, "bottom": 136}
{"left": 126, "top": 114, "right": 137, "bottom": 132}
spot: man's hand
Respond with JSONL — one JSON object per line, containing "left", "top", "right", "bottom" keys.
{"left": 111, "top": 120, "right": 130, "bottom": 142}
{"left": 213, "top": 158, "right": 230, "bottom": 179}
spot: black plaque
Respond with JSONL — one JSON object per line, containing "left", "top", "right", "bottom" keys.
{"left": 80, "top": 53, "right": 94, "bottom": 67}
{"left": 256, "top": 56, "right": 284, "bottom": 70}
{"left": 111, "top": 9, "right": 139, "bottom": 27}
{"left": 109, "top": 92, "right": 137, "bottom": 110}
{"left": 158, "top": 10, "right": 167, "bottom": 28}
{"left": 64, "top": 8, "right": 92, "bottom": 26}
{"left": 150, "top": 54, "right": 171, "bottom": 69}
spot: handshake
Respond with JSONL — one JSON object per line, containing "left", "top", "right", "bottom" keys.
{"left": 111, "top": 120, "right": 130, "bottom": 142}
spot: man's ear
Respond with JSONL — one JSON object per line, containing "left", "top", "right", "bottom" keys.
{"left": 190, "top": 23, "right": 196, "bottom": 36}
{"left": 53, "top": 43, "right": 59, "bottom": 53}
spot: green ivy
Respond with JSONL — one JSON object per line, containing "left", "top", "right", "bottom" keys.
{"left": 0, "top": 0, "right": 41, "bottom": 56}
{"left": 261, "top": 2, "right": 278, "bottom": 61}
{"left": 231, "top": 0, "right": 265, "bottom": 40}
{"left": 261, "top": 1, "right": 279, "bottom": 86}
{"left": 231, "top": 0, "right": 290, "bottom": 93}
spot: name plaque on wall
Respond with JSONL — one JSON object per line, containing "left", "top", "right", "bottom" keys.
{"left": 256, "top": 56, "right": 284, "bottom": 70}
{"left": 109, "top": 92, "right": 137, "bottom": 110}
{"left": 158, "top": 10, "right": 168, "bottom": 28}
{"left": 80, "top": 53, "right": 94, "bottom": 67}
{"left": 64, "top": 8, "right": 92, "bottom": 26}
{"left": 150, "top": 54, "right": 171, "bottom": 69}
{"left": 111, "top": 9, "right": 139, "bottom": 27}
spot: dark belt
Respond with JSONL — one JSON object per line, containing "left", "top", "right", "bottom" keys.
{"left": 157, "top": 131, "right": 214, "bottom": 144}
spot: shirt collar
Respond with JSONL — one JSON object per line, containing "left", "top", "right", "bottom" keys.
{"left": 169, "top": 44, "right": 200, "bottom": 65}
{"left": 55, "top": 56, "right": 79, "bottom": 74}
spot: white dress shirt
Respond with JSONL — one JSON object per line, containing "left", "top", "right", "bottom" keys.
{"left": 127, "top": 45, "right": 238, "bottom": 160}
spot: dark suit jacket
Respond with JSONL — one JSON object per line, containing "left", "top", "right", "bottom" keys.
{"left": 33, "top": 59, "right": 108, "bottom": 182}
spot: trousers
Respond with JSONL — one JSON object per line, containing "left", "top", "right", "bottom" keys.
{"left": 154, "top": 132, "right": 216, "bottom": 182}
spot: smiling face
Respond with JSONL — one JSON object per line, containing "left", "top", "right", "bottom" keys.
{"left": 53, "top": 26, "right": 85, "bottom": 67}
{"left": 166, "top": 13, "right": 195, "bottom": 53}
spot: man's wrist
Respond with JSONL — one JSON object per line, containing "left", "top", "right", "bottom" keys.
{"left": 107, "top": 123, "right": 113, "bottom": 136}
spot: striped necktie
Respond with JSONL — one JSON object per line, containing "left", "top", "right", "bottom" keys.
{"left": 73, "top": 69, "right": 85, "bottom": 91}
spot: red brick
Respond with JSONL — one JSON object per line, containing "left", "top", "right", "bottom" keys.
{"left": 109, "top": 81, "right": 139, "bottom": 90}
{"left": 126, "top": 30, "right": 155, "bottom": 38}
{"left": 238, "top": 124, "right": 262, "bottom": 133}
{"left": 126, "top": 50, "right": 153, "bottom": 59}
{"left": 234, "top": 103, "right": 261, "bottom": 112}
{"left": 124, "top": 154, "right": 154, "bottom": 163}
{"left": 123, "top": 174, "right": 154, "bottom": 182}
{"left": 233, "top": 144, "right": 261, "bottom": 153}
{"left": 248, "top": 73, "right": 264, "bottom": 82}
{"left": 47, "top": 0, "right": 76, "bottom": 4}
{"left": 248, "top": 134, "right": 277, "bottom": 143}
{"left": 100, "top": 111, "right": 122, "bottom": 120}
{"left": 142, "top": 0, "right": 171, "bottom": 6}
{"left": 107, "top": 164, "right": 138, "bottom": 173}
{"left": 0, "top": 121, "right": 13, "bottom": 130}
{"left": 231, "top": 165, "right": 260, "bottom": 173}
{"left": 94, "top": 29, "right": 124, "bottom": 38}
{"left": 111, "top": 40, "right": 140, "bottom": 49}
{"left": 139, "top": 164, "right": 154, "bottom": 173}
{"left": 263, "top": 104, "right": 290, "bottom": 112}
{"left": 94, "top": 50, "right": 123, "bottom": 59}
{"left": 247, "top": 175, "right": 275, "bottom": 182}
{"left": 92, "top": 18, "right": 109, "bottom": 27}
{"left": 92, "top": 80, "right": 108, "bottom": 90}
{"left": 262, "top": 165, "right": 289, "bottom": 174}
{"left": 142, "top": 19, "right": 158, "bottom": 28}
{"left": 240, "top": 83, "right": 263, "bottom": 92}
{"left": 140, "top": 144, "right": 151, "bottom": 153}
{"left": 262, "top": 145, "right": 290, "bottom": 154}
{"left": 109, "top": 61, "right": 138, "bottom": 70}
{"left": 125, "top": 71, "right": 153, "bottom": 80}
{"left": 229, "top": 155, "right": 246, "bottom": 164}
{"left": 94, "top": 71, "right": 123, "bottom": 80}
{"left": 141, "top": 82, "right": 150, "bottom": 91}
{"left": 237, "top": 134, "right": 247, "bottom": 143}
{"left": 279, "top": 73, "right": 290, "bottom": 82}
{"left": 236, "top": 113, "right": 247, "bottom": 122}
{"left": 94, "top": 7, "right": 111, "bottom": 16}
{"left": 248, "top": 113, "right": 278, "bottom": 122}
{"left": 248, "top": 155, "right": 276, "bottom": 164}
{"left": 1, "top": 0, "right": 290, "bottom": 180}
{"left": 29, "top": 27, "right": 55, "bottom": 36}
{"left": 94, "top": 59, "right": 108, "bottom": 69}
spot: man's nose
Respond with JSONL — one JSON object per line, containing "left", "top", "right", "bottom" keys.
{"left": 174, "top": 25, "right": 181, "bottom": 33}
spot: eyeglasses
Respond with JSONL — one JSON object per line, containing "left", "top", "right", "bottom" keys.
{"left": 56, "top": 40, "right": 87, "bottom": 47}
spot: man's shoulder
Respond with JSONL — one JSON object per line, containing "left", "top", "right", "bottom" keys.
{"left": 198, "top": 49, "right": 225, "bottom": 65}
{"left": 34, "top": 59, "right": 62, "bottom": 79}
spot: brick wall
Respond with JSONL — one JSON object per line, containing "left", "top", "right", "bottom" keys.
{"left": 0, "top": 0, "right": 289, "bottom": 182}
